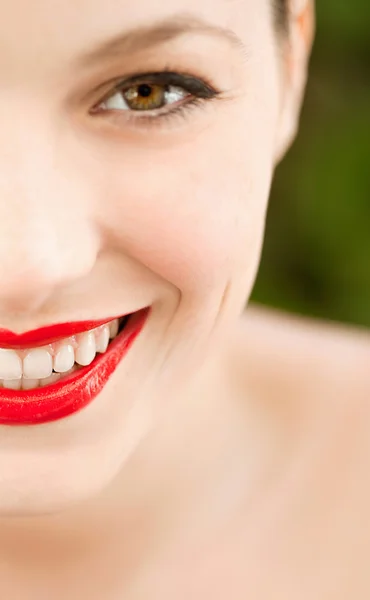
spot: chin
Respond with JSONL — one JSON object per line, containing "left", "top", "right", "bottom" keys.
{"left": 0, "top": 465, "right": 114, "bottom": 518}
{"left": 0, "top": 400, "right": 154, "bottom": 519}
{"left": 0, "top": 432, "right": 136, "bottom": 519}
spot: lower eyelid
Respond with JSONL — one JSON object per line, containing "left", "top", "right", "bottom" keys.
{"left": 93, "top": 96, "right": 210, "bottom": 132}
{"left": 89, "top": 72, "right": 224, "bottom": 131}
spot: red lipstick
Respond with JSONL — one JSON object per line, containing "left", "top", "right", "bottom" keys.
{"left": 0, "top": 308, "right": 149, "bottom": 426}
{"left": 0, "top": 318, "right": 117, "bottom": 349}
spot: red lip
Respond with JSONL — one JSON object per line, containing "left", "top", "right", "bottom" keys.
{"left": 0, "top": 318, "right": 124, "bottom": 349}
{"left": 0, "top": 308, "right": 150, "bottom": 426}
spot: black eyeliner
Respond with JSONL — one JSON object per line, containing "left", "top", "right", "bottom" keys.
{"left": 112, "top": 71, "right": 218, "bottom": 99}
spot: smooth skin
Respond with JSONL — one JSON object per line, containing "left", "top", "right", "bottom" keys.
{"left": 0, "top": 0, "right": 369, "bottom": 598}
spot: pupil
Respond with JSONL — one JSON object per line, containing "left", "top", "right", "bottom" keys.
{"left": 138, "top": 84, "right": 153, "bottom": 98}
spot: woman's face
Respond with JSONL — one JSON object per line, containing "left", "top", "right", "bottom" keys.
{"left": 0, "top": 0, "right": 308, "bottom": 515}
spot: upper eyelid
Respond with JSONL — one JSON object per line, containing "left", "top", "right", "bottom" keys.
{"left": 97, "top": 71, "right": 220, "bottom": 103}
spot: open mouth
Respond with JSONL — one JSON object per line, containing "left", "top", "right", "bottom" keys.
{"left": 0, "top": 315, "right": 129, "bottom": 391}
{"left": 0, "top": 308, "right": 150, "bottom": 426}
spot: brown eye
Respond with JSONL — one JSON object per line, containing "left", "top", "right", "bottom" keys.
{"left": 90, "top": 71, "right": 221, "bottom": 129}
{"left": 98, "top": 81, "right": 188, "bottom": 113}
{"left": 124, "top": 83, "right": 166, "bottom": 111}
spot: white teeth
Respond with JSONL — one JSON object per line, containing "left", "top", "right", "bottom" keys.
{"left": 3, "top": 379, "right": 22, "bottom": 390}
{"left": 0, "top": 317, "right": 122, "bottom": 389}
{"left": 109, "top": 319, "right": 119, "bottom": 339}
{"left": 0, "top": 349, "right": 22, "bottom": 380}
{"left": 40, "top": 373, "right": 61, "bottom": 387}
{"left": 54, "top": 343, "right": 75, "bottom": 373}
{"left": 96, "top": 325, "right": 110, "bottom": 353}
{"left": 22, "top": 378, "right": 40, "bottom": 390}
{"left": 23, "top": 348, "right": 53, "bottom": 379}
{"left": 62, "top": 366, "right": 76, "bottom": 377}
{"left": 75, "top": 331, "right": 96, "bottom": 366}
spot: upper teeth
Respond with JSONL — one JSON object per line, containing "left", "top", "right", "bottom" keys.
{"left": 0, "top": 318, "right": 121, "bottom": 390}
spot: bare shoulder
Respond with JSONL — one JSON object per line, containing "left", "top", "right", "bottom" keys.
{"left": 227, "top": 304, "right": 370, "bottom": 402}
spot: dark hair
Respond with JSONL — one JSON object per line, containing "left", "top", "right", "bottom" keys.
{"left": 273, "top": 0, "right": 289, "bottom": 33}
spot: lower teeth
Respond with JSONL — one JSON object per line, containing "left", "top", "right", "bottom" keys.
{"left": 1, "top": 364, "right": 81, "bottom": 391}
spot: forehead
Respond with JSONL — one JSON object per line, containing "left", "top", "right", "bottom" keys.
{"left": 0, "top": 0, "right": 268, "bottom": 74}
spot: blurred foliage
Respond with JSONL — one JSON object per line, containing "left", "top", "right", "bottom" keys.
{"left": 252, "top": 0, "right": 370, "bottom": 328}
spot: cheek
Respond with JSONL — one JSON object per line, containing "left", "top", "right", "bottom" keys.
{"left": 88, "top": 67, "right": 279, "bottom": 299}
{"left": 94, "top": 150, "right": 272, "bottom": 294}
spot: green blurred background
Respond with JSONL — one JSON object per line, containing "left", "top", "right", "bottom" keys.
{"left": 252, "top": 0, "right": 370, "bottom": 328}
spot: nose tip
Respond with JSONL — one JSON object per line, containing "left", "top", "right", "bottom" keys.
{"left": 0, "top": 214, "right": 99, "bottom": 317}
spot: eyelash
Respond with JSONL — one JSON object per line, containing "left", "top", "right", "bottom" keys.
{"left": 90, "top": 69, "right": 223, "bottom": 130}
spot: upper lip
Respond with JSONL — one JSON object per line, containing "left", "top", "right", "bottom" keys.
{"left": 0, "top": 316, "right": 126, "bottom": 349}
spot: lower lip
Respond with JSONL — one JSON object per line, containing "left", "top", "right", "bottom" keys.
{"left": 0, "top": 308, "right": 150, "bottom": 426}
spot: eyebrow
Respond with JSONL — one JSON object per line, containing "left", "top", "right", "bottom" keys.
{"left": 75, "top": 13, "right": 249, "bottom": 68}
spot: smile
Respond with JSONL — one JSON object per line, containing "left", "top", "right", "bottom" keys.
{"left": 0, "top": 308, "right": 150, "bottom": 426}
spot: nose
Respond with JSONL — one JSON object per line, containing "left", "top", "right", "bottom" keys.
{"left": 0, "top": 112, "right": 98, "bottom": 315}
